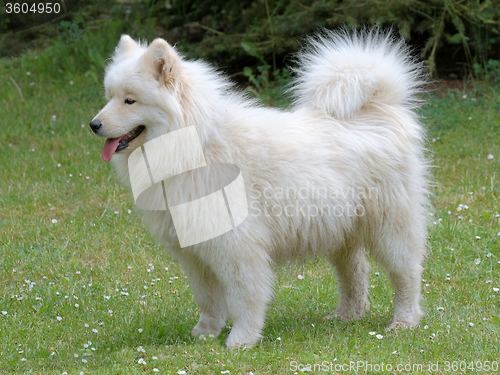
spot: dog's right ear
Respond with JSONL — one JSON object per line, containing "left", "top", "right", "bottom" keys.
{"left": 143, "top": 38, "right": 183, "bottom": 88}
{"left": 113, "top": 35, "right": 140, "bottom": 61}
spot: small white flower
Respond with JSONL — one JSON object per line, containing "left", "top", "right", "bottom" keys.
{"left": 493, "top": 287, "right": 499, "bottom": 292}
{"left": 26, "top": 71, "right": 31, "bottom": 76}
{"left": 104, "top": 296, "right": 111, "bottom": 300}
{"left": 56, "top": 316, "right": 62, "bottom": 321}
{"left": 475, "top": 258, "right": 481, "bottom": 265}
{"left": 475, "top": 236, "right": 481, "bottom": 239}
{"left": 462, "top": 94, "right": 467, "bottom": 99}
{"left": 52, "top": 115, "right": 57, "bottom": 121}
{"left": 487, "top": 154, "right": 494, "bottom": 160}
{"left": 177, "top": 371, "right": 186, "bottom": 375}
{"left": 29, "top": 82, "right": 35, "bottom": 86}
{"left": 138, "top": 358, "right": 146, "bottom": 364}
{"left": 128, "top": 209, "right": 132, "bottom": 214}
{"left": 468, "top": 117, "right": 472, "bottom": 120}
{"left": 82, "top": 359, "right": 87, "bottom": 363}
{"left": 221, "top": 371, "right": 230, "bottom": 374}
{"left": 152, "top": 356, "right": 158, "bottom": 360}
{"left": 376, "top": 334, "right": 383, "bottom": 339}
{"left": 469, "top": 322, "right": 474, "bottom": 327}
{"left": 74, "top": 353, "right": 79, "bottom": 358}
{"left": 52, "top": 219, "right": 58, "bottom": 224}
{"left": 20, "top": 358, "right": 26, "bottom": 361}
{"left": 424, "top": 325, "right": 429, "bottom": 329}
{"left": 437, "top": 307, "right": 444, "bottom": 312}
{"left": 114, "top": 211, "right": 119, "bottom": 214}
{"left": 276, "top": 337, "right": 281, "bottom": 341}
{"left": 369, "top": 331, "right": 376, "bottom": 335}
{"left": 153, "top": 369, "right": 159, "bottom": 373}
{"left": 392, "top": 350, "right": 397, "bottom": 354}
{"left": 75, "top": 304, "right": 79, "bottom": 307}
{"left": 1, "top": 311, "right": 7, "bottom": 315}
{"left": 70, "top": 81, "right": 74, "bottom": 85}
{"left": 297, "top": 275, "right": 304, "bottom": 280}
{"left": 92, "top": 329, "right": 98, "bottom": 333}
{"left": 138, "top": 328, "right": 143, "bottom": 333}
{"left": 487, "top": 253, "right": 492, "bottom": 258}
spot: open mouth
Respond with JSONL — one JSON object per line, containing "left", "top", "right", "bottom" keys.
{"left": 102, "top": 125, "right": 145, "bottom": 162}
{"left": 116, "top": 125, "right": 145, "bottom": 152}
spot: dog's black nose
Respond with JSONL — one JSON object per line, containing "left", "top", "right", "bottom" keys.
{"left": 89, "top": 119, "right": 102, "bottom": 134}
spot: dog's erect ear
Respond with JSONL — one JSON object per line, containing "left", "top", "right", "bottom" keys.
{"left": 114, "top": 35, "right": 140, "bottom": 59}
{"left": 143, "top": 38, "right": 182, "bottom": 87}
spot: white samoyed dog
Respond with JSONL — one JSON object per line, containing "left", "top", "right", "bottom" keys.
{"left": 90, "top": 29, "right": 429, "bottom": 349}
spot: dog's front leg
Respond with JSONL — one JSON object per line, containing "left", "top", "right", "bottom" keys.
{"left": 172, "top": 249, "right": 228, "bottom": 337}
{"left": 199, "top": 242, "right": 274, "bottom": 349}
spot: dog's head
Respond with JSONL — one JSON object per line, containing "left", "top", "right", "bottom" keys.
{"left": 90, "top": 35, "right": 190, "bottom": 162}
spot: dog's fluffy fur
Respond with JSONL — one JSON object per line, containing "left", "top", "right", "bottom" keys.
{"left": 91, "top": 29, "right": 429, "bottom": 349}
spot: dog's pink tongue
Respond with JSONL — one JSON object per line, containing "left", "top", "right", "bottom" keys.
{"left": 102, "top": 138, "right": 120, "bottom": 162}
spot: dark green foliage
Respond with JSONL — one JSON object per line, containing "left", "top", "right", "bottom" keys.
{"left": 152, "top": 0, "right": 500, "bottom": 77}
{"left": 1, "top": 0, "right": 499, "bottom": 81}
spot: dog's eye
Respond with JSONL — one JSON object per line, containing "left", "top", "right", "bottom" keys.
{"left": 125, "top": 99, "right": 136, "bottom": 105}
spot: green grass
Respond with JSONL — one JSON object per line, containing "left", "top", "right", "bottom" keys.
{"left": 1, "top": 42, "right": 500, "bottom": 375}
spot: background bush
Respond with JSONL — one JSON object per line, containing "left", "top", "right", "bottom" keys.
{"left": 1, "top": 0, "right": 500, "bottom": 80}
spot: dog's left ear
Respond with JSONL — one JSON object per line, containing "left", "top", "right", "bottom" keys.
{"left": 113, "top": 35, "right": 140, "bottom": 62}
{"left": 143, "top": 38, "right": 182, "bottom": 87}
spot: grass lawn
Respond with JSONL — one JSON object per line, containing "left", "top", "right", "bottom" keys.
{"left": 1, "top": 44, "right": 500, "bottom": 374}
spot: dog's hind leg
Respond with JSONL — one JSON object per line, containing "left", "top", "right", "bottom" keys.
{"left": 173, "top": 250, "right": 228, "bottom": 337}
{"left": 369, "top": 226, "right": 425, "bottom": 329}
{"left": 327, "top": 241, "right": 371, "bottom": 321}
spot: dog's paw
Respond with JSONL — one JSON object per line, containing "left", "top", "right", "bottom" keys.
{"left": 328, "top": 300, "right": 370, "bottom": 321}
{"left": 191, "top": 317, "right": 224, "bottom": 337}
{"left": 225, "top": 332, "right": 260, "bottom": 350}
{"left": 385, "top": 319, "right": 419, "bottom": 331}
{"left": 191, "top": 325, "right": 221, "bottom": 337}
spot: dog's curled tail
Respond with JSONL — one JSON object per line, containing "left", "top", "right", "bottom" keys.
{"left": 291, "top": 29, "right": 426, "bottom": 120}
